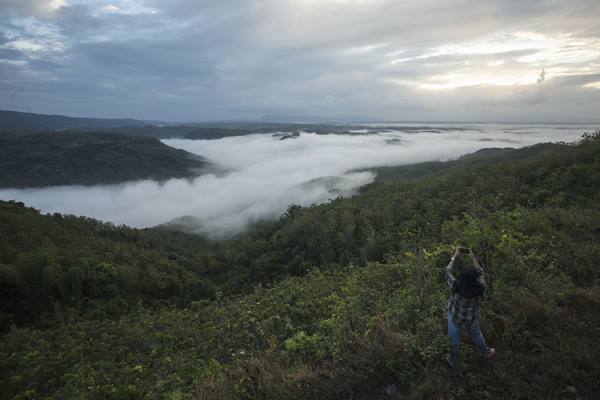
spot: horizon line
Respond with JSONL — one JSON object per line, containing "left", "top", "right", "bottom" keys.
{"left": 2, "top": 108, "right": 600, "bottom": 126}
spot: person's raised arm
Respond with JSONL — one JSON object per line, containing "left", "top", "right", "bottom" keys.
{"left": 469, "top": 249, "right": 487, "bottom": 288}
{"left": 446, "top": 248, "right": 460, "bottom": 288}
{"left": 469, "top": 249, "right": 482, "bottom": 269}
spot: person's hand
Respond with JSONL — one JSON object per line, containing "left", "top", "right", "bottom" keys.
{"left": 453, "top": 248, "right": 461, "bottom": 259}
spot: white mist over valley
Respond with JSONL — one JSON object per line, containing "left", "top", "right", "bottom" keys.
{"left": 0, "top": 124, "right": 593, "bottom": 237}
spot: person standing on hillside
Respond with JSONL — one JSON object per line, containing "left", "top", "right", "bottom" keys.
{"left": 446, "top": 247, "right": 496, "bottom": 368}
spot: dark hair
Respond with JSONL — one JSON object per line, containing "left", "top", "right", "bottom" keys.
{"left": 452, "top": 262, "right": 485, "bottom": 299}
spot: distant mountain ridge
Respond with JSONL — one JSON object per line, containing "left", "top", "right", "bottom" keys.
{"left": 0, "top": 110, "right": 358, "bottom": 139}
{"left": 0, "top": 110, "right": 149, "bottom": 130}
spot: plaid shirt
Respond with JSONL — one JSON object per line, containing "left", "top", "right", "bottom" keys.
{"left": 446, "top": 267, "right": 486, "bottom": 325}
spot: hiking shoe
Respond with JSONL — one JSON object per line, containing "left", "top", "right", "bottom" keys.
{"left": 484, "top": 348, "right": 496, "bottom": 358}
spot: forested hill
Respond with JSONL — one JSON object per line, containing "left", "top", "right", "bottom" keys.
{"left": 1, "top": 132, "right": 599, "bottom": 399}
{"left": 0, "top": 133, "right": 209, "bottom": 188}
{"left": 366, "top": 142, "right": 568, "bottom": 182}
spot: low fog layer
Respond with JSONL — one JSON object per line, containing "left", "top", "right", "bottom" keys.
{"left": 0, "top": 125, "right": 591, "bottom": 237}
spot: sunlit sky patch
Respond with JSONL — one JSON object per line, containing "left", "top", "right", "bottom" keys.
{"left": 0, "top": 0, "right": 599, "bottom": 122}
{"left": 585, "top": 81, "right": 600, "bottom": 89}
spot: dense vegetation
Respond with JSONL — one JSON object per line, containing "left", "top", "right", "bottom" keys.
{"left": 1, "top": 131, "right": 600, "bottom": 399}
{"left": 0, "top": 133, "right": 209, "bottom": 188}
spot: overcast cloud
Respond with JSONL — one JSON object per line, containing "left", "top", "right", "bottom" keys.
{"left": 1, "top": 0, "right": 599, "bottom": 121}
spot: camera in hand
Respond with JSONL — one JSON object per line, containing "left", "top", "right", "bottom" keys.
{"left": 458, "top": 247, "right": 470, "bottom": 254}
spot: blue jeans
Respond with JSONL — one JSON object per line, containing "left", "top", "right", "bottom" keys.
{"left": 447, "top": 311, "right": 491, "bottom": 366}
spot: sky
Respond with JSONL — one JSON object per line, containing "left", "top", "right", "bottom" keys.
{"left": 1, "top": 0, "right": 599, "bottom": 122}
{"left": 0, "top": 124, "right": 588, "bottom": 237}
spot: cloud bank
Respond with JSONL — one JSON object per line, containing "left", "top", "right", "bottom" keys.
{"left": 0, "top": 0, "right": 599, "bottom": 122}
{"left": 0, "top": 125, "right": 591, "bottom": 237}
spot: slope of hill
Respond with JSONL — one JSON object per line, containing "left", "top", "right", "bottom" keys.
{"left": 1, "top": 131, "right": 599, "bottom": 399}
{"left": 365, "top": 143, "right": 569, "bottom": 182}
{"left": 0, "top": 133, "right": 210, "bottom": 188}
